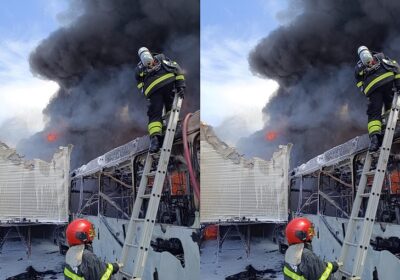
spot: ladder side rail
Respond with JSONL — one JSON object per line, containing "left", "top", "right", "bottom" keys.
{"left": 132, "top": 95, "right": 183, "bottom": 278}
{"left": 339, "top": 152, "right": 372, "bottom": 264}
{"left": 352, "top": 91, "right": 400, "bottom": 276}
{"left": 119, "top": 145, "right": 154, "bottom": 272}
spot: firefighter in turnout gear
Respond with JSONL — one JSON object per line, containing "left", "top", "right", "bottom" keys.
{"left": 64, "top": 219, "right": 121, "bottom": 280}
{"left": 355, "top": 46, "right": 400, "bottom": 152}
{"left": 283, "top": 217, "right": 340, "bottom": 280}
{"left": 135, "top": 47, "right": 186, "bottom": 153}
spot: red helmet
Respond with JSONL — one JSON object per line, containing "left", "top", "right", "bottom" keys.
{"left": 66, "top": 219, "right": 95, "bottom": 246}
{"left": 285, "top": 217, "right": 315, "bottom": 245}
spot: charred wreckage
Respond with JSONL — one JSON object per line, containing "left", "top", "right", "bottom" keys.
{"left": 282, "top": 125, "right": 400, "bottom": 279}
{"left": 0, "top": 111, "right": 200, "bottom": 280}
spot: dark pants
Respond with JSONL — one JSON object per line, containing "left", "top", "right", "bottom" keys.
{"left": 147, "top": 82, "right": 175, "bottom": 136}
{"left": 367, "top": 82, "right": 394, "bottom": 135}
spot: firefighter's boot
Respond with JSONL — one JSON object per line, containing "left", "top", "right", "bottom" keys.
{"left": 369, "top": 133, "right": 381, "bottom": 152}
{"left": 149, "top": 135, "right": 160, "bottom": 154}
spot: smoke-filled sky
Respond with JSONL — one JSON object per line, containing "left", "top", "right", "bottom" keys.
{"left": 240, "top": 0, "right": 400, "bottom": 166}
{"left": 14, "top": 0, "right": 199, "bottom": 168}
{"left": 201, "top": 0, "right": 284, "bottom": 145}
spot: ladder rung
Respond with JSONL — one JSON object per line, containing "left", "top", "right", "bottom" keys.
{"left": 339, "top": 268, "right": 352, "bottom": 276}
{"left": 344, "top": 241, "right": 358, "bottom": 247}
{"left": 146, "top": 171, "right": 156, "bottom": 177}
{"left": 364, "top": 170, "right": 376, "bottom": 176}
{"left": 140, "top": 194, "right": 152, "bottom": 199}
{"left": 150, "top": 152, "right": 160, "bottom": 158}
{"left": 119, "top": 270, "right": 133, "bottom": 277}
{"left": 125, "top": 243, "right": 138, "bottom": 248}
{"left": 359, "top": 193, "right": 371, "bottom": 198}
{"left": 351, "top": 217, "right": 364, "bottom": 221}
{"left": 132, "top": 218, "right": 145, "bottom": 222}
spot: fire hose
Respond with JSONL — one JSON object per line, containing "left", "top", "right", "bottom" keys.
{"left": 182, "top": 113, "right": 200, "bottom": 204}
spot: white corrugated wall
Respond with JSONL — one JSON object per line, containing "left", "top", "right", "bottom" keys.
{"left": 0, "top": 143, "right": 72, "bottom": 223}
{"left": 200, "top": 125, "right": 291, "bottom": 223}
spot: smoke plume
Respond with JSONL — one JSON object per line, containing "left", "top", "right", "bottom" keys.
{"left": 18, "top": 0, "right": 199, "bottom": 168}
{"left": 242, "top": 0, "right": 400, "bottom": 166}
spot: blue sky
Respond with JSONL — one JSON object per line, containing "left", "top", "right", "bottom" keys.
{"left": 201, "top": 0, "right": 287, "bottom": 144}
{"left": 0, "top": 0, "right": 68, "bottom": 147}
{"left": 0, "top": 1, "right": 66, "bottom": 40}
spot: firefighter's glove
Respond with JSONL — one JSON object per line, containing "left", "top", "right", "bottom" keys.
{"left": 118, "top": 262, "right": 124, "bottom": 268}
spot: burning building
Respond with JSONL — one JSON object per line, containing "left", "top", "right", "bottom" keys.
{"left": 18, "top": 0, "right": 200, "bottom": 169}
{"left": 242, "top": 0, "right": 400, "bottom": 166}
{"left": 67, "top": 111, "right": 200, "bottom": 279}
{"left": 286, "top": 127, "right": 400, "bottom": 279}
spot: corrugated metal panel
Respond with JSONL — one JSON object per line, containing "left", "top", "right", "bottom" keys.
{"left": 200, "top": 125, "right": 291, "bottom": 223}
{"left": 0, "top": 142, "right": 72, "bottom": 223}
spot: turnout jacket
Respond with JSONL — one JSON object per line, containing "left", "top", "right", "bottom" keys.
{"left": 64, "top": 244, "right": 119, "bottom": 280}
{"left": 135, "top": 53, "right": 185, "bottom": 97}
{"left": 283, "top": 243, "right": 338, "bottom": 280}
{"left": 355, "top": 52, "right": 400, "bottom": 96}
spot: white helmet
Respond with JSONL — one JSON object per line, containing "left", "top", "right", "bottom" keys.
{"left": 358, "top": 46, "right": 374, "bottom": 66}
{"left": 138, "top": 47, "right": 154, "bottom": 67}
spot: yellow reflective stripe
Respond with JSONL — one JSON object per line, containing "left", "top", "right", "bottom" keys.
{"left": 176, "top": 75, "right": 185, "bottom": 80}
{"left": 137, "top": 82, "right": 144, "bottom": 89}
{"left": 368, "top": 120, "right": 382, "bottom": 134}
{"left": 368, "top": 120, "right": 381, "bottom": 129}
{"left": 395, "top": 74, "right": 400, "bottom": 79}
{"left": 319, "top": 262, "right": 333, "bottom": 280}
{"left": 144, "top": 73, "right": 175, "bottom": 96}
{"left": 356, "top": 81, "right": 363, "bottom": 88}
{"left": 148, "top": 121, "right": 162, "bottom": 135}
{"left": 64, "top": 267, "right": 84, "bottom": 280}
{"left": 358, "top": 71, "right": 364, "bottom": 76}
{"left": 100, "top": 263, "right": 114, "bottom": 280}
{"left": 139, "top": 72, "right": 144, "bottom": 77}
{"left": 364, "top": 72, "right": 394, "bottom": 94}
{"left": 283, "top": 266, "right": 306, "bottom": 280}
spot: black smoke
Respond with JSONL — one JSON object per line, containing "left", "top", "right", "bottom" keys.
{"left": 242, "top": 0, "right": 400, "bottom": 166}
{"left": 18, "top": 0, "right": 199, "bottom": 168}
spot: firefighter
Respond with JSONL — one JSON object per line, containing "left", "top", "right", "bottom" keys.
{"left": 283, "top": 217, "right": 340, "bottom": 280}
{"left": 355, "top": 46, "right": 400, "bottom": 152}
{"left": 64, "top": 218, "right": 121, "bottom": 280}
{"left": 135, "top": 47, "right": 186, "bottom": 153}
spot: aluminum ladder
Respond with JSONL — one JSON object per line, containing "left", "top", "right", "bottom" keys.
{"left": 338, "top": 89, "right": 400, "bottom": 279}
{"left": 118, "top": 93, "right": 183, "bottom": 280}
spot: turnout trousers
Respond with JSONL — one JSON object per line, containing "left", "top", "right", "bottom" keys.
{"left": 367, "top": 82, "right": 394, "bottom": 135}
{"left": 147, "top": 82, "right": 175, "bottom": 136}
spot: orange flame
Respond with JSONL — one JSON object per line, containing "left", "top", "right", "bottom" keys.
{"left": 265, "top": 131, "right": 278, "bottom": 141}
{"left": 47, "top": 132, "right": 58, "bottom": 142}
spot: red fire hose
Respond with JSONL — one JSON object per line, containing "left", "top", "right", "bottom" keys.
{"left": 182, "top": 113, "right": 200, "bottom": 202}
